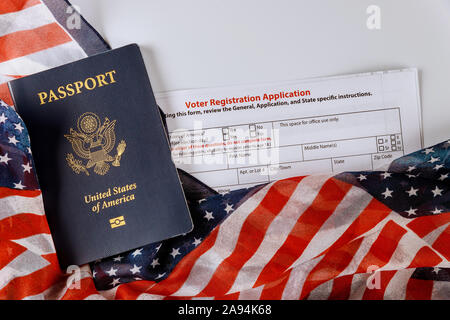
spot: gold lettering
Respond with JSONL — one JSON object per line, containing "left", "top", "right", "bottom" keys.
{"left": 96, "top": 74, "right": 108, "bottom": 87}
{"left": 57, "top": 86, "right": 67, "bottom": 99}
{"left": 66, "top": 83, "right": 75, "bottom": 96}
{"left": 48, "top": 90, "right": 59, "bottom": 103}
{"left": 38, "top": 70, "right": 118, "bottom": 105}
{"left": 38, "top": 92, "right": 48, "bottom": 105}
{"left": 74, "top": 81, "right": 84, "bottom": 94}
{"left": 84, "top": 77, "right": 97, "bottom": 90}
{"left": 105, "top": 70, "right": 117, "bottom": 83}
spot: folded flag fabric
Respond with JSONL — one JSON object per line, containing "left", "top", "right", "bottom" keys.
{"left": 0, "top": 0, "right": 109, "bottom": 104}
{"left": 0, "top": 0, "right": 448, "bottom": 300}
{"left": 0, "top": 96, "right": 448, "bottom": 299}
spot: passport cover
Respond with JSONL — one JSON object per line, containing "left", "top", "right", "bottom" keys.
{"left": 9, "top": 44, "right": 193, "bottom": 268}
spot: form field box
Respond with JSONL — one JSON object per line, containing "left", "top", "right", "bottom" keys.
{"left": 332, "top": 154, "right": 373, "bottom": 172}
{"left": 303, "top": 137, "right": 377, "bottom": 161}
{"left": 238, "top": 166, "right": 269, "bottom": 184}
{"left": 274, "top": 109, "right": 401, "bottom": 147}
{"left": 191, "top": 169, "right": 238, "bottom": 188}
{"left": 269, "top": 159, "right": 332, "bottom": 181}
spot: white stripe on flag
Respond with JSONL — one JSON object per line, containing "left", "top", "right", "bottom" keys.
{"left": 238, "top": 286, "right": 263, "bottom": 300}
{"left": 297, "top": 186, "right": 373, "bottom": 263}
{"left": 0, "top": 74, "right": 14, "bottom": 84}
{"left": 0, "top": 4, "right": 55, "bottom": 37}
{"left": 12, "top": 233, "right": 55, "bottom": 256}
{"left": 383, "top": 269, "right": 415, "bottom": 300}
{"left": 307, "top": 278, "right": 334, "bottom": 300}
{"left": 0, "top": 194, "right": 45, "bottom": 221}
{"left": 228, "top": 175, "right": 330, "bottom": 294}
{"left": 336, "top": 222, "right": 389, "bottom": 276}
{"left": 348, "top": 273, "right": 369, "bottom": 300}
{"left": 431, "top": 281, "right": 450, "bottom": 300}
{"left": 0, "top": 250, "right": 51, "bottom": 290}
{"left": 423, "top": 222, "right": 450, "bottom": 246}
{"left": 281, "top": 255, "right": 323, "bottom": 300}
{"left": 0, "top": 41, "right": 87, "bottom": 76}
{"left": 171, "top": 183, "right": 273, "bottom": 297}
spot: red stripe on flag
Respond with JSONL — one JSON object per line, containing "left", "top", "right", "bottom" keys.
{"left": 0, "top": 253, "right": 62, "bottom": 300}
{"left": 408, "top": 246, "right": 442, "bottom": 268}
{"left": 317, "top": 198, "right": 391, "bottom": 257}
{"left": 115, "top": 280, "right": 156, "bottom": 300}
{"left": 0, "top": 239, "right": 26, "bottom": 269}
{"left": 299, "top": 237, "right": 364, "bottom": 299}
{"left": 254, "top": 178, "right": 353, "bottom": 287}
{"left": 328, "top": 274, "right": 353, "bottom": 300}
{"left": 0, "top": 83, "right": 14, "bottom": 106}
{"left": 431, "top": 224, "right": 450, "bottom": 260}
{"left": 149, "top": 226, "right": 219, "bottom": 297}
{"left": 198, "top": 177, "right": 304, "bottom": 297}
{"left": 0, "top": 187, "right": 41, "bottom": 199}
{"left": 0, "top": 0, "right": 41, "bottom": 14}
{"left": 259, "top": 270, "right": 291, "bottom": 300}
{"left": 0, "top": 23, "right": 72, "bottom": 63}
{"left": 361, "top": 270, "right": 396, "bottom": 300}
{"left": 356, "top": 220, "right": 407, "bottom": 273}
{"left": 0, "top": 213, "right": 50, "bottom": 240}
{"left": 406, "top": 212, "right": 450, "bottom": 238}
{"left": 405, "top": 278, "right": 433, "bottom": 300}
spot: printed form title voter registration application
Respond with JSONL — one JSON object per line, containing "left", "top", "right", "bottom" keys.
{"left": 156, "top": 69, "right": 422, "bottom": 194}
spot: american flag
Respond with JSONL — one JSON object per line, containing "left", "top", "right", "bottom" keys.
{"left": 0, "top": 0, "right": 448, "bottom": 300}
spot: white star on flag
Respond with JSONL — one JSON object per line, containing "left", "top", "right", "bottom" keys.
{"left": 130, "top": 264, "right": 142, "bottom": 274}
{"left": 22, "top": 162, "right": 32, "bottom": 173}
{"left": 407, "top": 166, "right": 416, "bottom": 172}
{"left": 13, "top": 123, "right": 24, "bottom": 133}
{"left": 433, "top": 164, "right": 444, "bottom": 171}
{"left": 170, "top": 248, "right": 181, "bottom": 259}
{"left": 113, "top": 255, "right": 123, "bottom": 262}
{"left": 0, "top": 153, "right": 11, "bottom": 164}
{"left": 428, "top": 156, "right": 440, "bottom": 164}
{"left": 422, "top": 148, "right": 434, "bottom": 155}
{"left": 110, "top": 278, "right": 120, "bottom": 286}
{"left": 405, "top": 186, "right": 419, "bottom": 197}
{"left": 432, "top": 267, "right": 441, "bottom": 274}
{"left": 192, "top": 238, "right": 202, "bottom": 247}
{"left": 204, "top": 211, "right": 214, "bottom": 221}
{"left": 357, "top": 174, "right": 367, "bottom": 181}
{"left": 381, "top": 172, "right": 392, "bottom": 179}
{"left": 381, "top": 188, "right": 393, "bottom": 199}
{"left": 13, "top": 181, "right": 25, "bottom": 190}
{"left": 131, "top": 248, "right": 142, "bottom": 258}
{"left": 431, "top": 207, "right": 443, "bottom": 214}
{"left": 439, "top": 173, "right": 448, "bottom": 181}
{"left": 106, "top": 267, "right": 118, "bottom": 277}
{"left": 151, "top": 258, "right": 160, "bottom": 268}
{"left": 431, "top": 186, "right": 443, "bottom": 197}
{"left": 0, "top": 113, "right": 7, "bottom": 124}
{"left": 405, "top": 207, "right": 417, "bottom": 216}
{"left": 224, "top": 203, "right": 234, "bottom": 214}
{"left": 8, "top": 135, "right": 19, "bottom": 146}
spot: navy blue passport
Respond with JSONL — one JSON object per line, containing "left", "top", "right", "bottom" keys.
{"left": 9, "top": 44, "right": 193, "bottom": 268}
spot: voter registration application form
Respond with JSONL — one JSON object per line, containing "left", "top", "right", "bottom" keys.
{"left": 156, "top": 69, "right": 422, "bottom": 193}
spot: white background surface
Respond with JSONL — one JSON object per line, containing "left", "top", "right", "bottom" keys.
{"left": 71, "top": 0, "right": 450, "bottom": 147}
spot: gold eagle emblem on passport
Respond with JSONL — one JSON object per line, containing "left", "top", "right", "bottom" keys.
{"left": 65, "top": 112, "right": 126, "bottom": 176}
